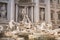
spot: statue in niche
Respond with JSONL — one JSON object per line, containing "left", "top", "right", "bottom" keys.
{"left": 1, "top": 4, "right": 7, "bottom": 19}
{"left": 18, "top": 9, "right": 23, "bottom": 21}
{"left": 41, "top": 11, "right": 44, "bottom": 21}
{"left": 22, "top": 8, "right": 31, "bottom": 23}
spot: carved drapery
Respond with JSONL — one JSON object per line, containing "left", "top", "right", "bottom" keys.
{"left": 40, "top": 8, "right": 45, "bottom": 21}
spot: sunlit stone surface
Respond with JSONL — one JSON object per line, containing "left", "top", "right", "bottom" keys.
{"left": 0, "top": 18, "right": 59, "bottom": 40}
{"left": 1, "top": 16, "right": 59, "bottom": 40}
{"left": 0, "top": 25, "right": 3, "bottom": 32}
{"left": 0, "top": 8, "right": 60, "bottom": 40}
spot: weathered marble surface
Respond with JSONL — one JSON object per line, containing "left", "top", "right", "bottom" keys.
{"left": 0, "top": 9, "right": 60, "bottom": 40}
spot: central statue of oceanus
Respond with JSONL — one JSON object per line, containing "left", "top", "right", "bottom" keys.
{"left": 22, "top": 8, "right": 31, "bottom": 23}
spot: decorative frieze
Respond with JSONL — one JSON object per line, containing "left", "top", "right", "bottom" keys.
{"left": 0, "top": 0, "right": 9, "bottom": 3}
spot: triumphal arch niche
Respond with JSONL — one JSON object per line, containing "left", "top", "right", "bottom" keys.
{"left": 0, "top": 3, "right": 7, "bottom": 20}
{"left": 16, "top": 0, "right": 35, "bottom": 22}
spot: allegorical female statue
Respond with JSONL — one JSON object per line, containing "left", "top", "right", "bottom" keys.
{"left": 41, "top": 11, "right": 45, "bottom": 21}
{"left": 22, "top": 8, "right": 31, "bottom": 23}
{"left": 1, "top": 4, "right": 7, "bottom": 19}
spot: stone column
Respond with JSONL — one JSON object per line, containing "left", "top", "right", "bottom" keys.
{"left": 30, "top": 0, "right": 34, "bottom": 22}
{"left": 7, "top": 1, "right": 10, "bottom": 21}
{"left": 16, "top": 4, "right": 18, "bottom": 22}
{"left": 54, "top": 1, "right": 58, "bottom": 24}
{"left": 53, "top": 0, "right": 58, "bottom": 28}
{"left": 26, "top": 7, "right": 28, "bottom": 15}
{"left": 45, "top": 0, "right": 51, "bottom": 24}
{"left": 9, "top": 0, "right": 15, "bottom": 21}
{"left": 31, "top": 7, "right": 34, "bottom": 22}
{"left": 34, "top": 0, "right": 39, "bottom": 23}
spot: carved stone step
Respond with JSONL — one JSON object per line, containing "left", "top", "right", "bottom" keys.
{"left": 0, "top": 38, "right": 15, "bottom": 40}
{"left": 0, "top": 20, "right": 9, "bottom": 26}
{"left": 0, "top": 37, "right": 25, "bottom": 40}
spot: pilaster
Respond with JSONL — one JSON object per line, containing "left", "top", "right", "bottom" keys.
{"left": 34, "top": 0, "right": 39, "bottom": 23}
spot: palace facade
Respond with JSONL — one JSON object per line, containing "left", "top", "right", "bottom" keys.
{"left": 0, "top": 0, "right": 60, "bottom": 29}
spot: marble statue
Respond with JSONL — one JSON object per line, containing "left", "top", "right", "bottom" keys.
{"left": 22, "top": 8, "right": 31, "bottom": 23}
{"left": 40, "top": 22, "right": 46, "bottom": 30}
{"left": 9, "top": 20, "right": 15, "bottom": 29}
{"left": 41, "top": 11, "right": 44, "bottom": 21}
{"left": 46, "top": 23, "right": 52, "bottom": 30}
{"left": 1, "top": 4, "right": 6, "bottom": 19}
{"left": 3, "top": 6, "right": 60, "bottom": 40}
{"left": 0, "top": 25, "right": 3, "bottom": 32}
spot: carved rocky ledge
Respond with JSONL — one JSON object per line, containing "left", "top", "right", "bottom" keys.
{"left": 0, "top": 20, "right": 60, "bottom": 40}
{"left": 0, "top": 8, "right": 60, "bottom": 40}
